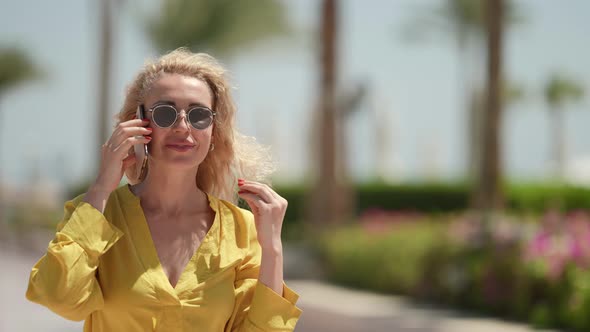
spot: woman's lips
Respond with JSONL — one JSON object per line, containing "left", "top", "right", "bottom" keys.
{"left": 166, "top": 144, "right": 195, "bottom": 152}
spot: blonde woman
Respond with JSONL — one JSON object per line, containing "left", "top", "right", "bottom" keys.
{"left": 26, "top": 49, "right": 301, "bottom": 331}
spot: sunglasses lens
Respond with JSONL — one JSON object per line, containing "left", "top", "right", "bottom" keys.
{"left": 152, "top": 105, "right": 177, "bottom": 127}
{"left": 188, "top": 107, "right": 214, "bottom": 129}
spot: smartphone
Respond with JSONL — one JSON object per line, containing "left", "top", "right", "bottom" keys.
{"left": 134, "top": 105, "right": 149, "bottom": 182}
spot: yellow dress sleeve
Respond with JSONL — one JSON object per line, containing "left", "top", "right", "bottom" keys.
{"left": 25, "top": 194, "right": 124, "bottom": 321}
{"left": 225, "top": 211, "right": 302, "bottom": 332}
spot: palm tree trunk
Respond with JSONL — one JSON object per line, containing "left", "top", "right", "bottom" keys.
{"left": 456, "top": 31, "right": 478, "bottom": 183}
{"left": 0, "top": 98, "right": 6, "bottom": 242}
{"left": 551, "top": 108, "right": 566, "bottom": 179}
{"left": 474, "top": 0, "right": 504, "bottom": 210}
{"left": 310, "top": 0, "right": 348, "bottom": 225}
{"left": 97, "top": 0, "right": 113, "bottom": 171}
{"left": 468, "top": 88, "right": 482, "bottom": 180}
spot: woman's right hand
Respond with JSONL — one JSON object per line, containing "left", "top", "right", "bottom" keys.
{"left": 83, "top": 118, "right": 152, "bottom": 212}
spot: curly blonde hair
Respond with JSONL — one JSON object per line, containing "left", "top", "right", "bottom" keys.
{"left": 117, "top": 48, "right": 275, "bottom": 204}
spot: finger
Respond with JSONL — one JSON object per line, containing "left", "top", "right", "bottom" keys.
{"left": 237, "top": 192, "right": 259, "bottom": 215}
{"left": 120, "top": 125, "right": 153, "bottom": 136}
{"left": 238, "top": 181, "right": 276, "bottom": 203}
{"left": 107, "top": 136, "right": 152, "bottom": 157}
{"left": 120, "top": 118, "right": 150, "bottom": 127}
{"left": 110, "top": 126, "right": 152, "bottom": 147}
{"left": 238, "top": 191, "right": 267, "bottom": 210}
{"left": 109, "top": 118, "right": 150, "bottom": 140}
{"left": 240, "top": 180, "right": 280, "bottom": 198}
{"left": 109, "top": 125, "right": 152, "bottom": 149}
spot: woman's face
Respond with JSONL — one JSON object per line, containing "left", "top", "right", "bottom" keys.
{"left": 143, "top": 73, "right": 214, "bottom": 170}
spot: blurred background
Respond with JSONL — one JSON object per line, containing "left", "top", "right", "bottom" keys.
{"left": 1, "top": 0, "right": 589, "bottom": 331}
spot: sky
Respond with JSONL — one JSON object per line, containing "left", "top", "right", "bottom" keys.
{"left": 0, "top": 0, "right": 589, "bottom": 191}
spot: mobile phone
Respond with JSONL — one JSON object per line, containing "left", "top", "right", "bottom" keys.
{"left": 134, "top": 105, "right": 149, "bottom": 182}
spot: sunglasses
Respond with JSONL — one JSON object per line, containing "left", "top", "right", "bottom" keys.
{"left": 145, "top": 104, "right": 216, "bottom": 130}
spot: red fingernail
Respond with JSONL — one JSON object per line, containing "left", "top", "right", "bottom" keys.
{"left": 238, "top": 179, "right": 245, "bottom": 186}
{"left": 238, "top": 190, "right": 246, "bottom": 194}
{"left": 146, "top": 127, "right": 153, "bottom": 131}
{"left": 142, "top": 119, "right": 150, "bottom": 123}
{"left": 145, "top": 136, "right": 152, "bottom": 140}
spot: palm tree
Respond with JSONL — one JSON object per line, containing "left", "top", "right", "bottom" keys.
{"left": 0, "top": 47, "right": 41, "bottom": 239}
{"left": 146, "top": 0, "right": 289, "bottom": 56}
{"left": 403, "top": 0, "right": 522, "bottom": 182}
{"left": 0, "top": 48, "right": 41, "bottom": 176}
{"left": 544, "top": 74, "right": 585, "bottom": 178}
{"left": 472, "top": 0, "right": 504, "bottom": 211}
{"left": 0, "top": 49, "right": 40, "bottom": 93}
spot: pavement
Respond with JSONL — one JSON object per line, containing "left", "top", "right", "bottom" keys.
{"left": 289, "top": 279, "right": 560, "bottom": 332}
{"left": 1, "top": 241, "right": 82, "bottom": 332}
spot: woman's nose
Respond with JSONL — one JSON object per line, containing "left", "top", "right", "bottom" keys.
{"left": 173, "top": 110, "right": 190, "bottom": 131}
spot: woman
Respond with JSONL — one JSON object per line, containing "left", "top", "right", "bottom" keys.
{"left": 26, "top": 49, "right": 302, "bottom": 331}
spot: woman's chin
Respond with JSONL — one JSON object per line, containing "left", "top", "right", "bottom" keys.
{"left": 151, "top": 154, "right": 204, "bottom": 169}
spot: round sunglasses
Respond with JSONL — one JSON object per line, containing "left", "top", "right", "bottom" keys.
{"left": 145, "top": 104, "right": 216, "bottom": 130}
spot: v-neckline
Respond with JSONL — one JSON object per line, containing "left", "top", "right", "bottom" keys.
{"left": 124, "top": 184, "right": 220, "bottom": 293}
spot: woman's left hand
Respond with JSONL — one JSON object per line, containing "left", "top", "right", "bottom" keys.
{"left": 237, "top": 179, "right": 286, "bottom": 252}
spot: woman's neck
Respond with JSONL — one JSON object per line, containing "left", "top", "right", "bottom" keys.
{"left": 132, "top": 165, "right": 207, "bottom": 218}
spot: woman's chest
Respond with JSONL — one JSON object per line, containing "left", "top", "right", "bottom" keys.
{"left": 96, "top": 210, "right": 241, "bottom": 309}
{"left": 147, "top": 214, "right": 212, "bottom": 287}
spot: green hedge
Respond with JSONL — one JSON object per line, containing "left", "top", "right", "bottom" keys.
{"left": 317, "top": 221, "right": 449, "bottom": 295}
{"left": 275, "top": 182, "right": 590, "bottom": 224}
{"left": 506, "top": 183, "right": 590, "bottom": 212}
{"left": 355, "top": 182, "right": 469, "bottom": 212}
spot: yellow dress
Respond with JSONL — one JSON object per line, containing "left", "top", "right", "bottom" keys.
{"left": 26, "top": 185, "right": 302, "bottom": 331}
